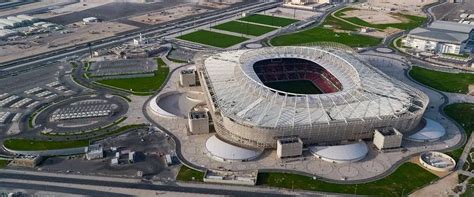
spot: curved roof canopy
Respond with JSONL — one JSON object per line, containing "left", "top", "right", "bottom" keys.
{"left": 309, "top": 141, "right": 368, "bottom": 163}
{"left": 206, "top": 135, "right": 263, "bottom": 161}
{"left": 407, "top": 118, "right": 446, "bottom": 142}
{"left": 202, "top": 46, "right": 428, "bottom": 128}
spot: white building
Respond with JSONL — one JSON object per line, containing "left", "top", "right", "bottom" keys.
{"left": 373, "top": 128, "right": 403, "bottom": 150}
{"left": 276, "top": 137, "right": 303, "bottom": 158}
{"left": 16, "top": 14, "right": 39, "bottom": 23}
{"left": 83, "top": 17, "right": 99, "bottom": 23}
{"left": 180, "top": 69, "right": 197, "bottom": 87}
{"left": 0, "top": 22, "right": 12, "bottom": 29}
{"left": 6, "top": 16, "right": 30, "bottom": 26}
{"left": 403, "top": 21, "right": 474, "bottom": 55}
{"left": 188, "top": 110, "right": 209, "bottom": 134}
{"left": 0, "top": 29, "right": 17, "bottom": 39}
{"left": 85, "top": 144, "right": 103, "bottom": 160}
{"left": 0, "top": 19, "right": 21, "bottom": 28}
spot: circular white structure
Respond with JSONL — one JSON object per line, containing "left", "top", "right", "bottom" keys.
{"left": 309, "top": 142, "right": 369, "bottom": 163}
{"left": 205, "top": 135, "right": 263, "bottom": 162}
{"left": 419, "top": 151, "right": 456, "bottom": 172}
{"left": 149, "top": 91, "right": 203, "bottom": 118}
{"left": 407, "top": 118, "right": 446, "bottom": 142}
{"left": 200, "top": 46, "right": 428, "bottom": 149}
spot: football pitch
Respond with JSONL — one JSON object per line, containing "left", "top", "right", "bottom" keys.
{"left": 238, "top": 14, "right": 298, "bottom": 27}
{"left": 213, "top": 21, "right": 277, "bottom": 36}
{"left": 264, "top": 80, "right": 322, "bottom": 94}
{"left": 177, "top": 30, "right": 249, "bottom": 48}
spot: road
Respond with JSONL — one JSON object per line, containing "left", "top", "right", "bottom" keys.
{"left": 0, "top": 1, "right": 281, "bottom": 76}
{"left": 0, "top": 170, "right": 299, "bottom": 196}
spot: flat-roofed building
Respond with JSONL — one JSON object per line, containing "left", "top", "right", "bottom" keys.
{"left": 85, "top": 144, "right": 104, "bottom": 160}
{"left": 188, "top": 110, "right": 209, "bottom": 134}
{"left": 6, "top": 16, "right": 30, "bottom": 26}
{"left": 0, "top": 22, "right": 12, "bottom": 29}
{"left": 10, "top": 156, "right": 44, "bottom": 168}
{"left": 0, "top": 19, "right": 20, "bottom": 28}
{"left": 373, "top": 127, "right": 403, "bottom": 150}
{"left": 180, "top": 69, "right": 196, "bottom": 87}
{"left": 276, "top": 137, "right": 303, "bottom": 158}
{"left": 403, "top": 21, "right": 474, "bottom": 55}
{"left": 16, "top": 14, "right": 39, "bottom": 23}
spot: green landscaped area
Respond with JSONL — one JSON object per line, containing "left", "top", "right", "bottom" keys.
{"left": 213, "top": 21, "right": 277, "bottom": 36}
{"left": 321, "top": 14, "right": 359, "bottom": 31}
{"left": 3, "top": 139, "right": 89, "bottom": 151}
{"left": 409, "top": 66, "right": 474, "bottom": 94}
{"left": 176, "top": 165, "right": 204, "bottom": 182}
{"left": 270, "top": 27, "right": 382, "bottom": 47}
{"left": 258, "top": 163, "right": 437, "bottom": 196}
{"left": 444, "top": 103, "right": 474, "bottom": 161}
{"left": 462, "top": 178, "right": 474, "bottom": 197}
{"left": 238, "top": 14, "right": 298, "bottom": 27}
{"left": 177, "top": 30, "right": 248, "bottom": 48}
{"left": 264, "top": 80, "right": 322, "bottom": 94}
{"left": 4, "top": 124, "right": 146, "bottom": 151}
{"left": 0, "top": 160, "right": 10, "bottom": 168}
{"left": 334, "top": 8, "right": 427, "bottom": 31}
{"left": 95, "top": 58, "right": 169, "bottom": 95}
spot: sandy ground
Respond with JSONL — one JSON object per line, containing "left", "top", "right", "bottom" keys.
{"left": 129, "top": 5, "right": 209, "bottom": 25}
{"left": 262, "top": 7, "right": 322, "bottom": 21}
{"left": 409, "top": 172, "right": 458, "bottom": 197}
{"left": 0, "top": 22, "right": 137, "bottom": 63}
{"left": 0, "top": 0, "right": 70, "bottom": 17}
{"left": 32, "top": 0, "right": 117, "bottom": 19}
{"left": 196, "top": 0, "right": 244, "bottom": 9}
{"left": 343, "top": 9, "right": 404, "bottom": 24}
{"left": 356, "top": 0, "right": 436, "bottom": 16}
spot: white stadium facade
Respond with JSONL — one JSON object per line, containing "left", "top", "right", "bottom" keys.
{"left": 198, "top": 46, "right": 429, "bottom": 150}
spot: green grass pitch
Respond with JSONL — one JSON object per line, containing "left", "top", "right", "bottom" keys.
{"left": 212, "top": 21, "right": 277, "bottom": 36}
{"left": 177, "top": 30, "right": 248, "bottom": 48}
{"left": 238, "top": 14, "right": 298, "bottom": 27}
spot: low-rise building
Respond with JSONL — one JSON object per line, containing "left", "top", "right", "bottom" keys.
{"left": 403, "top": 21, "right": 474, "bottom": 55}
{"left": 83, "top": 17, "right": 99, "bottom": 23}
{"left": 188, "top": 110, "right": 209, "bottom": 134}
{"left": 85, "top": 144, "right": 104, "bottom": 160}
{"left": 276, "top": 137, "right": 303, "bottom": 158}
{"left": 9, "top": 156, "right": 44, "bottom": 168}
{"left": 373, "top": 127, "right": 403, "bottom": 150}
{"left": 0, "top": 18, "right": 21, "bottom": 28}
{"left": 180, "top": 69, "right": 196, "bottom": 87}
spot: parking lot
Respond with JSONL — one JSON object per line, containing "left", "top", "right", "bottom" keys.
{"left": 0, "top": 63, "right": 83, "bottom": 137}
{"left": 34, "top": 94, "right": 128, "bottom": 135}
{"left": 89, "top": 59, "right": 157, "bottom": 77}
{"left": 37, "top": 130, "right": 179, "bottom": 180}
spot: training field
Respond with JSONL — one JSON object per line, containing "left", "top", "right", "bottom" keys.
{"left": 177, "top": 30, "right": 249, "bottom": 48}
{"left": 271, "top": 27, "right": 382, "bottom": 47}
{"left": 95, "top": 58, "right": 169, "bottom": 95}
{"left": 264, "top": 80, "right": 322, "bottom": 94}
{"left": 213, "top": 21, "right": 277, "bottom": 36}
{"left": 239, "top": 14, "right": 298, "bottom": 27}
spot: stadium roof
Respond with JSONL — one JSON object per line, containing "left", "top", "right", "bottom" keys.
{"left": 309, "top": 141, "right": 368, "bottom": 163}
{"left": 202, "top": 46, "right": 427, "bottom": 128}
{"left": 206, "top": 135, "right": 263, "bottom": 161}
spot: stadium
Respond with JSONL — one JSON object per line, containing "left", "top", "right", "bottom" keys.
{"left": 198, "top": 46, "right": 429, "bottom": 150}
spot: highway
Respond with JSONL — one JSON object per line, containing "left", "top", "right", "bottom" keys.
{"left": 0, "top": 1, "right": 281, "bottom": 75}
{"left": 0, "top": 171, "right": 293, "bottom": 196}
